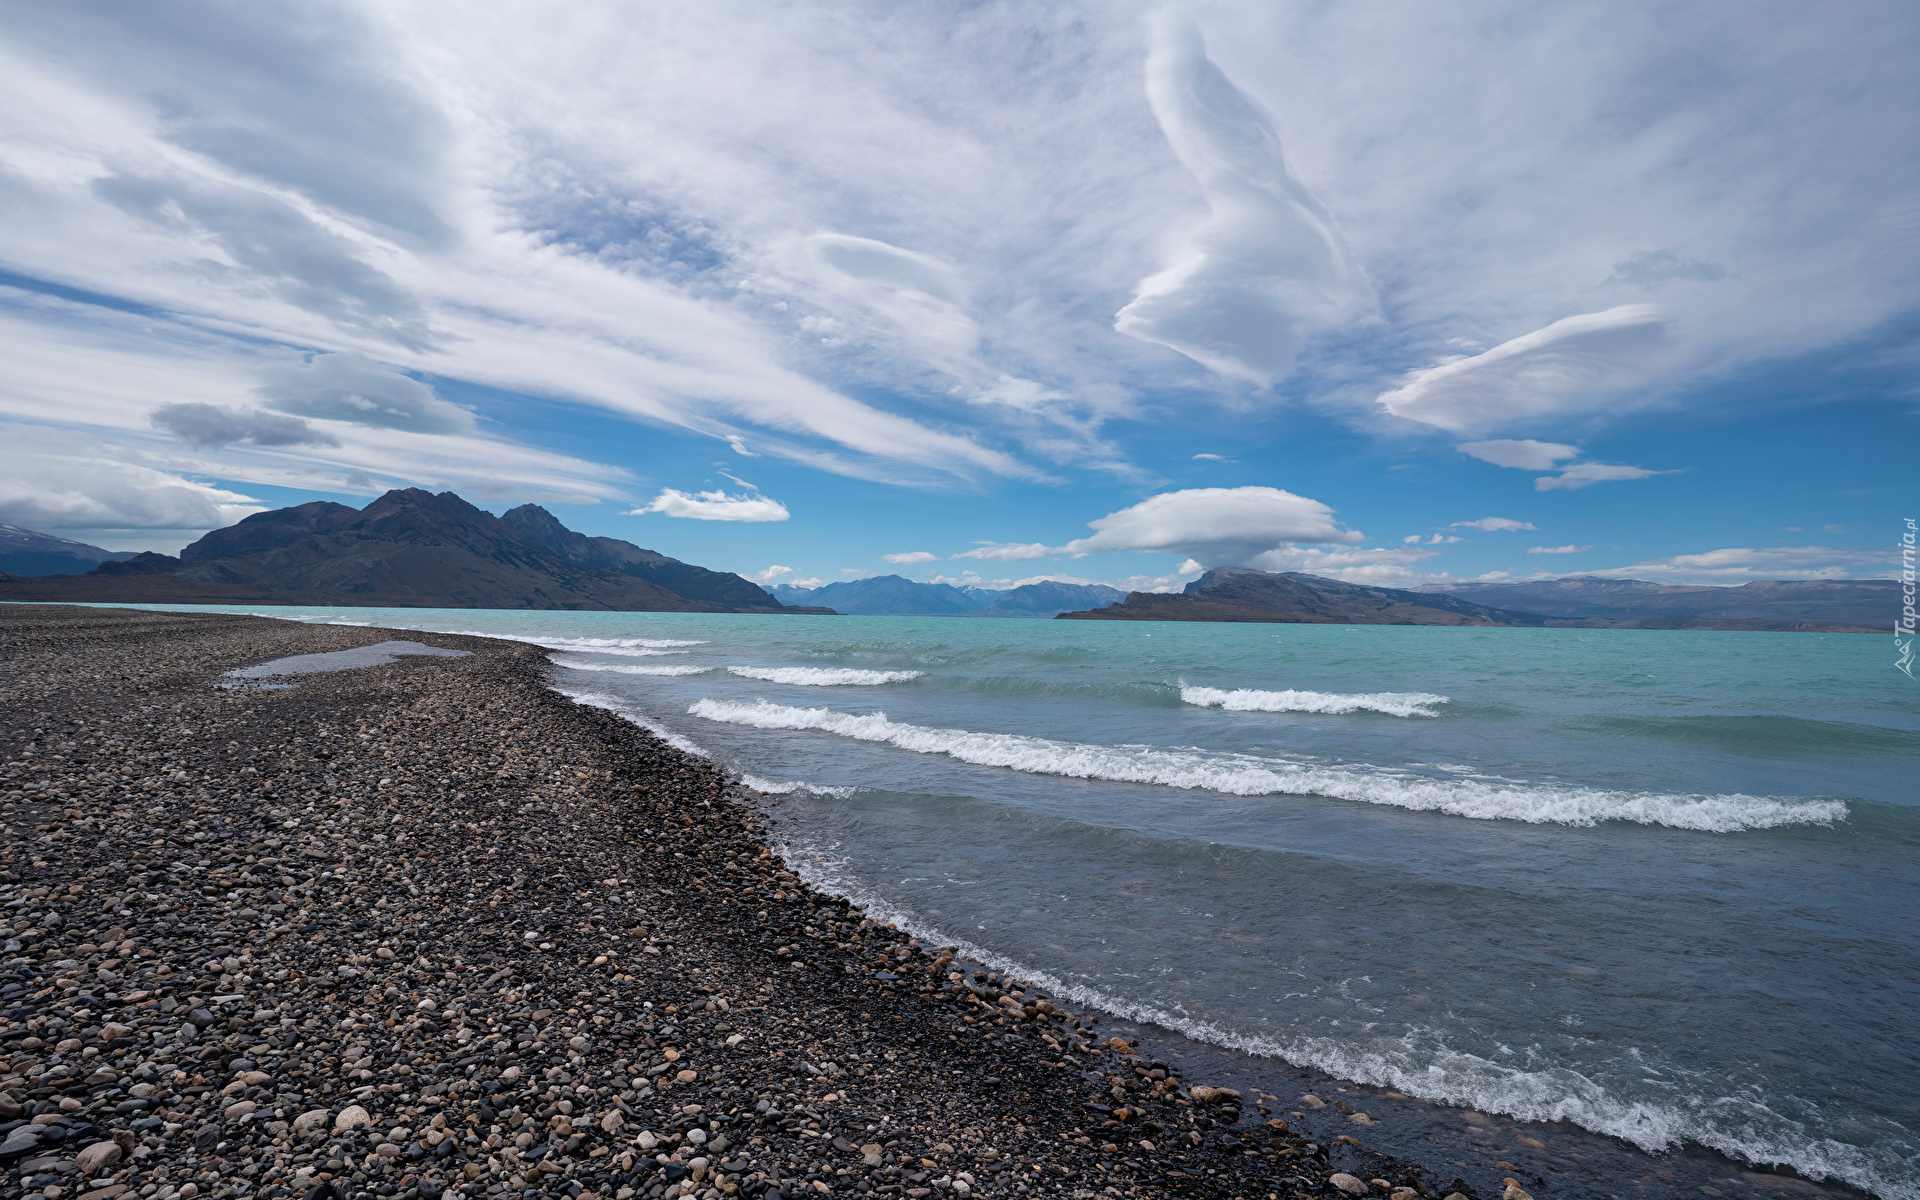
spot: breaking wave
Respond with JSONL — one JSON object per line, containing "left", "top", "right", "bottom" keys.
{"left": 686, "top": 699, "right": 1846, "bottom": 832}
{"left": 550, "top": 656, "right": 713, "bottom": 677}
{"left": 1182, "top": 685, "right": 1448, "bottom": 717}
{"left": 727, "top": 666, "right": 923, "bottom": 686}
{"left": 739, "top": 774, "right": 859, "bottom": 798}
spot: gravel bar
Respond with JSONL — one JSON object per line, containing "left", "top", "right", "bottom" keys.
{"left": 0, "top": 606, "right": 1464, "bottom": 1200}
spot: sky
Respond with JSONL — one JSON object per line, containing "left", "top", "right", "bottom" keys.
{"left": 0, "top": 0, "right": 1914, "bottom": 592}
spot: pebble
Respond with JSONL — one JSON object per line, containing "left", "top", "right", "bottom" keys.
{"left": 0, "top": 605, "right": 1446, "bottom": 1200}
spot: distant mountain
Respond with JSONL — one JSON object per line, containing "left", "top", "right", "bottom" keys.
{"left": 1057, "top": 568, "right": 1544, "bottom": 626}
{"left": 1057, "top": 568, "right": 1881, "bottom": 632}
{"left": 0, "top": 525, "right": 138, "bottom": 576}
{"left": 1430, "top": 576, "right": 1889, "bottom": 630}
{"left": 972, "top": 581, "right": 1125, "bottom": 618}
{"left": 0, "top": 489, "right": 829, "bottom": 613}
{"left": 792, "top": 574, "right": 989, "bottom": 615}
{"left": 769, "top": 577, "right": 1126, "bottom": 617}
{"left": 766, "top": 582, "right": 823, "bottom": 606}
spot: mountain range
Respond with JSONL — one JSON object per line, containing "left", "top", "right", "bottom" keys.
{"left": 769, "top": 575, "right": 1125, "bottom": 617}
{"left": 0, "top": 489, "right": 825, "bottom": 613}
{"left": 0, "top": 525, "right": 139, "bottom": 576}
{"left": 1057, "top": 568, "right": 1885, "bottom": 632}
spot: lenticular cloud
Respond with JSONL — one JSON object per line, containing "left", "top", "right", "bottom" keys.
{"left": 1115, "top": 19, "right": 1374, "bottom": 385}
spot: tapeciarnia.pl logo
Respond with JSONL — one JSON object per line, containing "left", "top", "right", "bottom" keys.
{"left": 1899, "top": 518, "right": 1916, "bottom": 679}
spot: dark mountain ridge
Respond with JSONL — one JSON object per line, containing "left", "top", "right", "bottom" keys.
{"left": 1057, "top": 567, "right": 1882, "bottom": 631}
{"left": 0, "top": 489, "right": 828, "bottom": 613}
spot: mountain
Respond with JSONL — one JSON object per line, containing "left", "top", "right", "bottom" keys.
{"left": 0, "top": 525, "right": 139, "bottom": 576}
{"left": 0, "top": 489, "right": 830, "bottom": 613}
{"left": 1056, "top": 568, "right": 1882, "bottom": 632}
{"left": 792, "top": 574, "right": 989, "bottom": 615}
{"left": 1430, "top": 576, "right": 1890, "bottom": 630}
{"left": 179, "top": 501, "right": 358, "bottom": 562}
{"left": 1057, "top": 568, "right": 1556, "bottom": 626}
{"left": 972, "top": 581, "right": 1126, "bottom": 618}
{"left": 496, "top": 503, "right": 790, "bottom": 610}
{"left": 766, "top": 582, "right": 823, "bottom": 605}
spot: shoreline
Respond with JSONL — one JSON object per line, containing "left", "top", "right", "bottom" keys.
{"left": 0, "top": 605, "right": 1408, "bottom": 1200}
{"left": 0, "top": 605, "right": 1868, "bottom": 1200}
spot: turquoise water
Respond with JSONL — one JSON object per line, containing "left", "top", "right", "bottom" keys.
{"left": 86, "top": 605, "right": 1920, "bottom": 1197}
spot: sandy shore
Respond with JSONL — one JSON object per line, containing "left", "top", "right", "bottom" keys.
{"left": 0, "top": 605, "right": 1449, "bottom": 1200}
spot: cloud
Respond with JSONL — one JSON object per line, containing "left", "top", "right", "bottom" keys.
{"left": 1239, "top": 543, "right": 1445, "bottom": 587}
{"left": 1608, "top": 249, "right": 1727, "bottom": 288}
{"left": 1060, "top": 486, "right": 1362, "bottom": 567}
{"left": 1114, "top": 20, "right": 1373, "bottom": 386}
{"left": 628, "top": 489, "right": 790, "bottom": 522}
{"left": 150, "top": 403, "right": 338, "bottom": 450}
{"left": 1457, "top": 441, "right": 1581, "bottom": 471}
{"left": 258, "top": 352, "right": 477, "bottom": 436}
{"left": 1527, "top": 544, "right": 1592, "bottom": 555}
{"left": 1458, "top": 440, "right": 1666, "bottom": 491}
{"left": 726, "top": 436, "right": 759, "bottom": 458}
{"left": 746, "top": 565, "right": 794, "bottom": 583}
{"left": 1589, "top": 545, "right": 1891, "bottom": 584}
{"left": 1450, "top": 517, "right": 1538, "bottom": 532}
{"left": 880, "top": 551, "right": 938, "bottom": 564}
{"left": 952, "top": 542, "right": 1055, "bottom": 563}
{"left": 1534, "top": 463, "right": 1667, "bottom": 491}
{"left": 1404, "top": 533, "right": 1463, "bottom": 544}
{"left": 0, "top": 434, "right": 264, "bottom": 534}
{"left": 1191, "top": 453, "right": 1227, "bottom": 461}
{"left": 1379, "top": 306, "right": 1670, "bottom": 431}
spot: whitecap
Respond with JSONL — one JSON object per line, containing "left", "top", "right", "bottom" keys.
{"left": 686, "top": 699, "right": 1845, "bottom": 832}
{"left": 1181, "top": 685, "right": 1448, "bottom": 717}
{"left": 738, "top": 774, "right": 858, "bottom": 798}
{"left": 550, "top": 656, "right": 714, "bottom": 677}
{"left": 727, "top": 666, "right": 923, "bottom": 686}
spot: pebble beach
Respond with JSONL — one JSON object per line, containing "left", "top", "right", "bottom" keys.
{"left": 0, "top": 605, "right": 1452, "bottom": 1200}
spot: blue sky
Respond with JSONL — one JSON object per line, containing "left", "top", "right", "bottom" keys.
{"left": 0, "top": 0, "right": 1913, "bottom": 590}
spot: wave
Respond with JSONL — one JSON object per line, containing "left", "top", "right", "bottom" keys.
{"left": 1181, "top": 685, "right": 1448, "bottom": 717}
{"left": 550, "top": 658, "right": 714, "bottom": 677}
{"left": 686, "top": 699, "right": 1846, "bottom": 832}
{"left": 738, "top": 774, "right": 858, "bottom": 798}
{"left": 727, "top": 666, "right": 923, "bottom": 686}
{"left": 550, "top": 687, "right": 711, "bottom": 758}
{"left": 776, "top": 839, "right": 1912, "bottom": 1200}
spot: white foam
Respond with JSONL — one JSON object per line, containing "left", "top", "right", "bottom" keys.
{"left": 739, "top": 774, "right": 858, "bottom": 798}
{"left": 686, "top": 699, "right": 1846, "bottom": 832}
{"left": 551, "top": 687, "right": 711, "bottom": 757}
{"left": 727, "top": 666, "right": 923, "bottom": 686}
{"left": 550, "top": 656, "right": 714, "bottom": 677}
{"left": 1182, "top": 685, "right": 1448, "bottom": 717}
{"left": 779, "top": 846, "right": 1910, "bottom": 1200}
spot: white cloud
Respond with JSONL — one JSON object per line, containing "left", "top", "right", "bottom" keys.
{"left": 746, "top": 565, "right": 794, "bottom": 583}
{"left": 629, "top": 489, "right": 790, "bottom": 522}
{"left": 0, "top": 430, "right": 264, "bottom": 535}
{"left": 1589, "top": 545, "right": 1891, "bottom": 584}
{"left": 880, "top": 551, "right": 939, "bottom": 564}
{"left": 1379, "top": 306, "right": 1669, "bottom": 431}
{"left": 1192, "top": 453, "right": 1227, "bottom": 461}
{"left": 1457, "top": 440, "right": 1582, "bottom": 471}
{"left": 1114, "top": 19, "right": 1373, "bottom": 385}
{"left": 952, "top": 542, "right": 1056, "bottom": 563}
{"left": 786, "top": 577, "right": 824, "bottom": 589}
{"left": 1527, "top": 544, "right": 1593, "bottom": 555}
{"left": 726, "top": 436, "right": 759, "bottom": 458}
{"left": 1534, "top": 463, "right": 1667, "bottom": 491}
{"left": 1450, "top": 517, "right": 1538, "bottom": 532}
{"left": 1458, "top": 440, "right": 1666, "bottom": 492}
{"left": 1060, "top": 486, "right": 1361, "bottom": 567}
